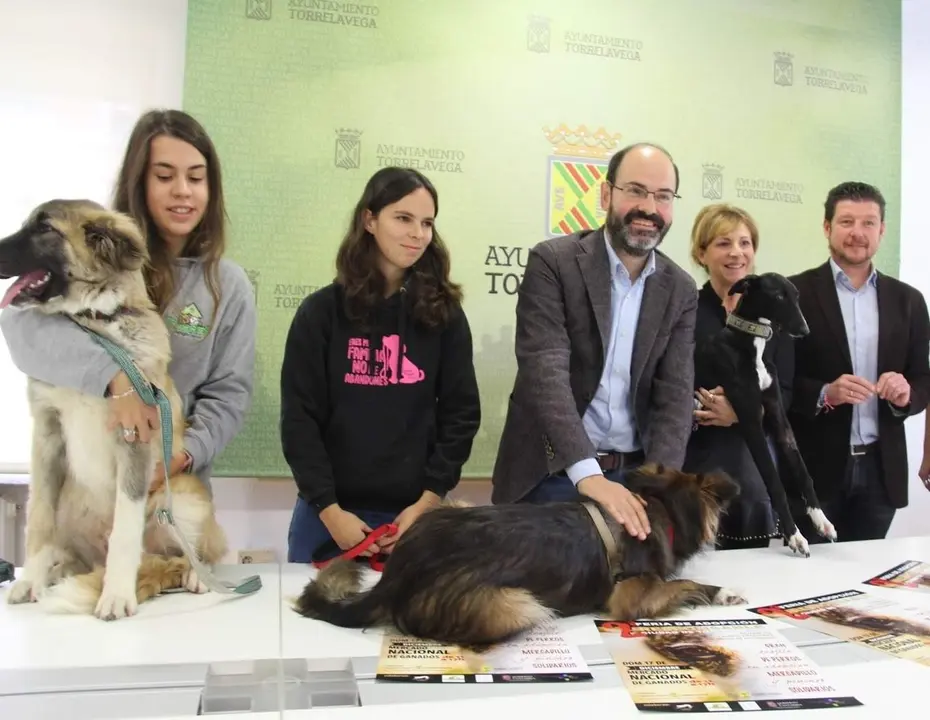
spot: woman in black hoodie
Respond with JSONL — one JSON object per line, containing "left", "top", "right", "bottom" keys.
{"left": 281, "top": 167, "right": 481, "bottom": 564}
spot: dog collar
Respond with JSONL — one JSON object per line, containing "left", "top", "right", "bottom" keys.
{"left": 582, "top": 502, "right": 618, "bottom": 565}
{"left": 582, "top": 502, "right": 675, "bottom": 574}
{"left": 726, "top": 313, "right": 773, "bottom": 340}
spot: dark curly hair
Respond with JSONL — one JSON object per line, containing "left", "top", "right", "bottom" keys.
{"left": 335, "top": 166, "right": 463, "bottom": 329}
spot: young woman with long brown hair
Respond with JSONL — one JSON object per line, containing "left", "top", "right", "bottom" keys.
{"left": 281, "top": 166, "right": 481, "bottom": 564}
{"left": 0, "top": 109, "right": 255, "bottom": 488}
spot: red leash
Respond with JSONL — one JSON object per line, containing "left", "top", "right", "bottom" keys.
{"left": 312, "top": 523, "right": 398, "bottom": 572}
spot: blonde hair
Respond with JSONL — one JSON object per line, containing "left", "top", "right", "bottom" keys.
{"left": 690, "top": 203, "right": 759, "bottom": 270}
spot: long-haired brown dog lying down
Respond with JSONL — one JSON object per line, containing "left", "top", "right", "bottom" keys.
{"left": 294, "top": 464, "right": 747, "bottom": 650}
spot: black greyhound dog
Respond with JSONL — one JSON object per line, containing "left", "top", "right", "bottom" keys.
{"left": 693, "top": 272, "right": 836, "bottom": 557}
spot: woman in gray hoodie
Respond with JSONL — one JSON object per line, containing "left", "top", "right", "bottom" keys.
{"left": 0, "top": 109, "right": 256, "bottom": 490}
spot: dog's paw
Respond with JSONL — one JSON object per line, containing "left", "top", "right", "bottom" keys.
{"left": 95, "top": 586, "right": 138, "bottom": 621}
{"left": 713, "top": 587, "right": 748, "bottom": 606}
{"left": 786, "top": 531, "right": 811, "bottom": 558}
{"left": 806, "top": 508, "right": 837, "bottom": 542}
{"left": 183, "top": 568, "right": 208, "bottom": 594}
{"left": 6, "top": 578, "right": 40, "bottom": 604}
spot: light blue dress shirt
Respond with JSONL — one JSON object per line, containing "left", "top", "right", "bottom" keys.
{"left": 566, "top": 232, "right": 657, "bottom": 484}
{"left": 829, "top": 257, "right": 879, "bottom": 445}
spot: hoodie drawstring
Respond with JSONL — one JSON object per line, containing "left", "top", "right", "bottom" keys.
{"left": 396, "top": 284, "right": 407, "bottom": 380}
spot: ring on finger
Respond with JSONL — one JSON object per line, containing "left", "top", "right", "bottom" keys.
{"left": 122, "top": 427, "right": 138, "bottom": 440}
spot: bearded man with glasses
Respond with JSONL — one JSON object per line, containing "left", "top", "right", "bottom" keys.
{"left": 491, "top": 142, "right": 698, "bottom": 542}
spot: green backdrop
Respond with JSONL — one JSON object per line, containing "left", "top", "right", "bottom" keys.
{"left": 182, "top": 0, "right": 902, "bottom": 479}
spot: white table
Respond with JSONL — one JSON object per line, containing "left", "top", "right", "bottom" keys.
{"left": 1, "top": 537, "right": 929, "bottom": 718}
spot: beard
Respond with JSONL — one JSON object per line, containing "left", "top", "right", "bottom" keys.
{"left": 606, "top": 206, "right": 670, "bottom": 257}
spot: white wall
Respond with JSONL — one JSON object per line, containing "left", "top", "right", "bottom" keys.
{"left": 0, "top": 0, "right": 300, "bottom": 565}
{"left": 0, "top": 1, "right": 925, "bottom": 566}
{"left": 891, "top": 0, "right": 930, "bottom": 538}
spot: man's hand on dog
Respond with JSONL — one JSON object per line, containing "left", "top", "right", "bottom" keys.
{"left": 577, "top": 474, "right": 651, "bottom": 540}
{"left": 106, "top": 371, "right": 159, "bottom": 443}
{"left": 694, "top": 387, "right": 737, "bottom": 427}
{"left": 380, "top": 491, "right": 441, "bottom": 555}
{"left": 319, "top": 506, "right": 380, "bottom": 556}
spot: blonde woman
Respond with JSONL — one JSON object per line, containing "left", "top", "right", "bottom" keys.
{"left": 682, "top": 203, "right": 794, "bottom": 549}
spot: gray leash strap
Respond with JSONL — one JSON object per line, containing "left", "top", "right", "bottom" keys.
{"left": 80, "top": 324, "right": 262, "bottom": 596}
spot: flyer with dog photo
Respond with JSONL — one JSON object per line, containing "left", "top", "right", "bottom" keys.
{"left": 749, "top": 589, "right": 930, "bottom": 667}
{"left": 596, "top": 618, "right": 860, "bottom": 713}
{"left": 863, "top": 560, "right": 930, "bottom": 595}
{"left": 374, "top": 621, "right": 593, "bottom": 683}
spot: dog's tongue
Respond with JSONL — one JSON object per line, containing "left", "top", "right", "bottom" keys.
{"left": 0, "top": 271, "right": 46, "bottom": 309}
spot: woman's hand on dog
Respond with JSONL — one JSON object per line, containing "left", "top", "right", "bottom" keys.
{"left": 577, "top": 475, "right": 651, "bottom": 540}
{"left": 319, "top": 506, "right": 379, "bottom": 555}
{"left": 693, "top": 387, "right": 737, "bottom": 427}
{"left": 106, "top": 371, "right": 159, "bottom": 443}
{"left": 380, "top": 491, "right": 441, "bottom": 555}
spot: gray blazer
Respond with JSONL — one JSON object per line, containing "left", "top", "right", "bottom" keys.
{"left": 491, "top": 227, "right": 698, "bottom": 504}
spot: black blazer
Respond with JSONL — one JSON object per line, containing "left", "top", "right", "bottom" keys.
{"left": 787, "top": 261, "right": 930, "bottom": 508}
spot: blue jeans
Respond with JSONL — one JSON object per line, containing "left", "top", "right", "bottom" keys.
{"left": 287, "top": 496, "right": 398, "bottom": 563}
{"left": 519, "top": 466, "right": 634, "bottom": 503}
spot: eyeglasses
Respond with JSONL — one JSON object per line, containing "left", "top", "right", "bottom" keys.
{"left": 610, "top": 183, "right": 680, "bottom": 205}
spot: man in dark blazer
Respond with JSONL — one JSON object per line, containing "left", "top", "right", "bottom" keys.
{"left": 788, "top": 181, "right": 930, "bottom": 542}
{"left": 491, "top": 143, "right": 698, "bottom": 540}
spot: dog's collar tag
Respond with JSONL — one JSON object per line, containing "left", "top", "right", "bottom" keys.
{"left": 726, "top": 313, "right": 773, "bottom": 340}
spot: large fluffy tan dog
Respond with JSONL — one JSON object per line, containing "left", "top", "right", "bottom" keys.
{"left": 0, "top": 199, "right": 227, "bottom": 620}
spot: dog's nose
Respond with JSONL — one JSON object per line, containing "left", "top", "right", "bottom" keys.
{"left": 792, "top": 317, "right": 810, "bottom": 337}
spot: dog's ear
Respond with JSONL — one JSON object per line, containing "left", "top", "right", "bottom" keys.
{"left": 83, "top": 215, "right": 147, "bottom": 272}
{"left": 728, "top": 276, "right": 754, "bottom": 296}
{"left": 635, "top": 462, "right": 666, "bottom": 479}
{"left": 628, "top": 463, "right": 680, "bottom": 496}
{"left": 698, "top": 471, "right": 740, "bottom": 506}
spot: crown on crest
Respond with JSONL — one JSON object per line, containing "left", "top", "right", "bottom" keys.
{"left": 773, "top": 51, "right": 793, "bottom": 63}
{"left": 336, "top": 128, "right": 362, "bottom": 139}
{"left": 542, "top": 124, "right": 622, "bottom": 159}
{"left": 702, "top": 163, "right": 724, "bottom": 173}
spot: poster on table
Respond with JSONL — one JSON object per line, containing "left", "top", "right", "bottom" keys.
{"left": 374, "top": 621, "right": 592, "bottom": 684}
{"left": 596, "top": 618, "right": 860, "bottom": 713}
{"left": 863, "top": 560, "right": 930, "bottom": 595}
{"left": 749, "top": 589, "right": 930, "bottom": 668}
